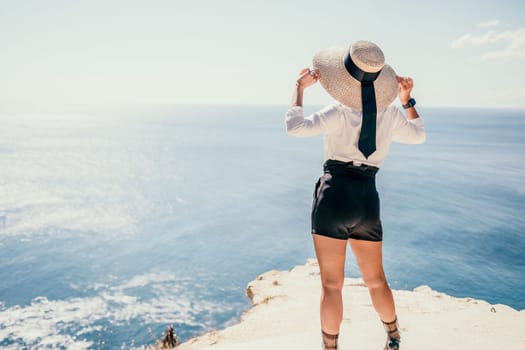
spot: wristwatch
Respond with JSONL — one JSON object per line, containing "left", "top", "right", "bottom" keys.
{"left": 402, "top": 98, "right": 416, "bottom": 109}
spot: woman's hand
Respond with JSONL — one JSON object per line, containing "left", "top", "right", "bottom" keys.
{"left": 396, "top": 76, "right": 413, "bottom": 104}
{"left": 291, "top": 68, "right": 320, "bottom": 107}
{"left": 296, "top": 68, "right": 320, "bottom": 90}
{"left": 396, "top": 75, "right": 420, "bottom": 120}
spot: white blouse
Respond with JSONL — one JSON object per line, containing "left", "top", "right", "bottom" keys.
{"left": 285, "top": 104, "right": 426, "bottom": 168}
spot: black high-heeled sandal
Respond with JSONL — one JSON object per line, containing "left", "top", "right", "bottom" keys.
{"left": 321, "top": 330, "right": 339, "bottom": 349}
{"left": 381, "top": 317, "right": 401, "bottom": 350}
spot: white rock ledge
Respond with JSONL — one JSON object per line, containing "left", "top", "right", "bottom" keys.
{"left": 179, "top": 259, "right": 525, "bottom": 350}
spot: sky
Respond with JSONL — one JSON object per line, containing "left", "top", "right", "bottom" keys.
{"left": 0, "top": 0, "right": 524, "bottom": 112}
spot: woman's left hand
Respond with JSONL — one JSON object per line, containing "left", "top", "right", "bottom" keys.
{"left": 396, "top": 76, "right": 413, "bottom": 104}
{"left": 297, "top": 68, "right": 321, "bottom": 89}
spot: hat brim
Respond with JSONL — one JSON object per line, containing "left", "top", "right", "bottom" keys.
{"left": 313, "top": 47, "right": 398, "bottom": 112}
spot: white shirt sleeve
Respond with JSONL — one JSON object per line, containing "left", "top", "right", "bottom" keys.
{"left": 391, "top": 107, "right": 426, "bottom": 144}
{"left": 285, "top": 104, "right": 341, "bottom": 137}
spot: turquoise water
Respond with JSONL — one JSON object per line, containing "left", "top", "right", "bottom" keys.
{"left": 0, "top": 106, "right": 523, "bottom": 348}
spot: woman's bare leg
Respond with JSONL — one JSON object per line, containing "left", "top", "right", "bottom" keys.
{"left": 312, "top": 233, "right": 348, "bottom": 335}
{"left": 348, "top": 239, "right": 396, "bottom": 323}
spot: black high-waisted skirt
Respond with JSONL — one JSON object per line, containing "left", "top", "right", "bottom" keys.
{"left": 311, "top": 159, "right": 383, "bottom": 241}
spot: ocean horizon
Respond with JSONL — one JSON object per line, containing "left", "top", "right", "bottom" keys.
{"left": 1, "top": 105, "right": 524, "bottom": 349}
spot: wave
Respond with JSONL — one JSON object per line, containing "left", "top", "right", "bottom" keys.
{"left": 0, "top": 272, "right": 234, "bottom": 348}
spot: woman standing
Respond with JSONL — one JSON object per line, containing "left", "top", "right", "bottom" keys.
{"left": 285, "top": 41, "right": 426, "bottom": 350}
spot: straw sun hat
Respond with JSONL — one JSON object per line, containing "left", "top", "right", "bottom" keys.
{"left": 313, "top": 40, "right": 398, "bottom": 112}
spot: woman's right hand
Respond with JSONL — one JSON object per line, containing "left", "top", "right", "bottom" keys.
{"left": 296, "top": 68, "right": 320, "bottom": 89}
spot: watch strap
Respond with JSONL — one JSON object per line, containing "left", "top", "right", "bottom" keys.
{"left": 402, "top": 98, "right": 416, "bottom": 109}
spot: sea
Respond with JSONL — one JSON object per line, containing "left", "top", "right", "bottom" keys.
{"left": 0, "top": 105, "right": 524, "bottom": 349}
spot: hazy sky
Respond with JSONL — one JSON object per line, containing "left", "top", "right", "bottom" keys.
{"left": 1, "top": 0, "right": 524, "bottom": 112}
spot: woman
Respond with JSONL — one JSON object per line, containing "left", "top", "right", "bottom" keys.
{"left": 285, "top": 40, "right": 426, "bottom": 350}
